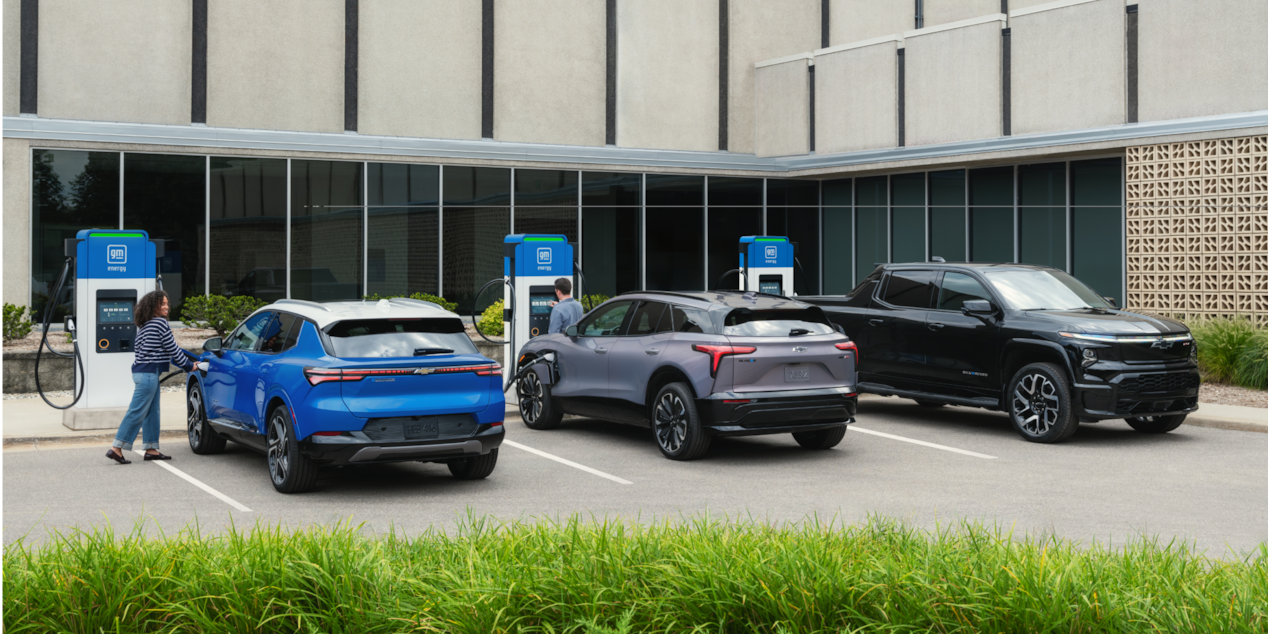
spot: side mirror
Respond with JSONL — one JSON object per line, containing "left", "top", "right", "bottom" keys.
{"left": 203, "top": 336, "right": 223, "bottom": 356}
{"left": 564, "top": 324, "right": 578, "bottom": 338}
{"left": 1104, "top": 297, "right": 1118, "bottom": 308}
{"left": 962, "top": 299, "right": 994, "bottom": 315}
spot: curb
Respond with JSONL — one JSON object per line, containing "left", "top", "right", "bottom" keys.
{"left": 4, "top": 429, "right": 187, "bottom": 449}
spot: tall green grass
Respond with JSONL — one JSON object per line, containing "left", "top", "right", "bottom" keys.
{"left": 5, "top": 516, "right": 1266, "bottom": 633}
{"left": 1188, "top": 317, "right": 1268, "bottom": 388}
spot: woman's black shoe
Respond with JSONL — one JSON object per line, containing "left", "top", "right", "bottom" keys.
{"left": 143, "top": 452, "right": 172, "bottom": 461}
{"left": 106, "top": 449, "right": 131, "bottom": 465}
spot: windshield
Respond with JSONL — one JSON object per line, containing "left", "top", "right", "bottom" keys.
{"left": 983, "top": 269, "right": 1112, "bottom": 310}
{"left": 723, "top": 308, "right": 835, "bottom": 337}
{"left": 325, "top": 318, "right": 478, "bottom": 358}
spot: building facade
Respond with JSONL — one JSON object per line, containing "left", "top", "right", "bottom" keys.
{"left": 3, "top": 0, "right": 1266, "bottom": 319}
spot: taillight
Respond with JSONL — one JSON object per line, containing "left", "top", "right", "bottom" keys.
{"left": 692, "top": 344, "right": 757, "bottom": 376}
{"left": 304, "top": 367, "right": 351, "bottom": 385}
{"left": 433, "top": 364, "right": 501, "bottom": 376}
{"left": 835, "top": 341, "right": 858, "bottom": 370}
{"left": 476, "top": 365, "right": 502, "bottom": 376}
{"left": 304, "top": 364, "right": 500, "bottom": 385}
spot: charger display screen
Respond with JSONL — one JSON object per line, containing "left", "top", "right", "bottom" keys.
{"left": 98, "top": 301, "right": 134, "bottom": 324}
{"left": 759, "top": 281, "right": 782, "bottom": 295}
{"left": 530, "top": 294, "right": 554, "bottom": 315}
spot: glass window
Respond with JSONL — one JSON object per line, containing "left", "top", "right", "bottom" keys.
{"left": 707, "top": 206, "right": 762, "bottom": 290}
{"left": 881, "top": 270, "right": 936, "bottom": 309}
{"left": 210, "top": 157, "right": 287, "bottom": 302}
{"left": 443, "top": 166, "right": 510, "bottom": 205}
{"left": 764, "top": 207, "right": 820, "bottom": 295}
{"left": 646, "top": 174, "right": 703, "bottom": 206}
{"left": 891, "top": 173, "right": 925, "bottom": 265}
{"left": 367, "top": 164, "right": 439, "bottom": 298}
{"left": 281, "top": 315, "right": 302, "bottom": 351}
{"left": 1018, "top": 162, "right": 1066, "bottom": 270}
{"left": 227, "top": 311, "right": 273, "bottom": 351}
{"left": 582, "top": 207, "right": 641, "bottom": 297}
{"left": 937, "top": 272, "right": 992, "bottom": 311}
{"left": 581, "top": 171, "right": 641, "bottom": 206}
{"left": 708, "top": 177, "right": 762, "bottom": 206}
{"left": 122, "top": 154, "right": 207, "bottom": 317}
{"left": 822, "top": 179, "right": 853, "bottom": 295}
{"left": 670, "top": 306, "right": 713, "bottom": 333}
{"left": 1071, "top": 158, "right": 1123, "bottom": 302}
{"left": 31, "top": 149, "right": 120, "bottom": 320}
{"left": 765, "top": 179, "right": 818, "bottom": 206}
{"left": 723, "top": 309, "right": 834, "bottom": 337}
{"left": 580, "top": 300, "right": 633, "bottom": 336}
{"left": 291, "top": 160, "right": 363, "bottom": 302}
{"left": 646, "top": 208, "right": 703, "bottom": 291}
{"left": 983, "top": 269, "right": 1111, "bottom": 310}
{"left": 443, "top": 206, "right": 509, "bottom": 313}
{"left": 259, "top": 312, "right": 296, "bottom": 354}
{"left": 515, "top": 208, "right": 577, "bottom": 243}
{"left": 969, "top": 166, "right": 1013, "bottom": 263}
{"left": 325, "top": 317, "right": 477, "bottom": 358}
{"left": 369, "top": 162, "right": 439, "bottom": 206}
{"left": 929, "top": 169, "right": 966, "bottom": 263}
{"left": 1071, "top": 158, "right": 1121, "bottom": 207}
{"left": 855, "top": 176, "right": 887, "bottom": 286}
{"left": 515, "top": 170, "right": 577, "bottom": 206}
{"left": 627, "top": 301, "right": 667, "bottom": 336}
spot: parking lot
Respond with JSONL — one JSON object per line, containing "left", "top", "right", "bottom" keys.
{"left": 6, "top": 397, "right": 1267, "bottom": 555}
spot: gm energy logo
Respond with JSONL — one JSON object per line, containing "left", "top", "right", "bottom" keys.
{"left": 106, "top": 244, "right": 127, "bottom": 272}
{"left": 536, "top": 247, "right": 552, "bottom": 269}
{"left": 764, "top": 245, "right": 778, "bottom": 261}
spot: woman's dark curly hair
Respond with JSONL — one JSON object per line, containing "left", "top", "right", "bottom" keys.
{"left": 134, "top": 290, "right": 169, "bottom": 327}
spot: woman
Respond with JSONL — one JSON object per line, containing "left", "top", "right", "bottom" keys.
{"left": 106, "top": 290, "right": 206, "bottom": 464}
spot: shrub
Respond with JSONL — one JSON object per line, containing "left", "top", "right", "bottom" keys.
{"left": 1189, "top": 317, "right": 1257, "bottom": 384}
{"left": 181, "top": 295, "right": 269, "bottom": 338}
{"left": 363, "top": 292, "right": 458, "bottom": 313}
{"left": 1233, "top": 331, "right": 1268, "bottom": 390}
{"left": 478, "top": 299, "right": 505, "bottom": 337}
{"left": 580, "top": 293, "right": 610, "bottom": 311}
{"left": 3, "top": 303, "right": 34, "bottom": 341}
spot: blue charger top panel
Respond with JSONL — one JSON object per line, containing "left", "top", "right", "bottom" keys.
{"left": 739, "top": 235, "right": 792, "bottom": 268}
{"left": 505, "top": 234, "right": 573, "bottom": 277}
{"left": 75, "top": 229, "right": 155, "bottom": 280}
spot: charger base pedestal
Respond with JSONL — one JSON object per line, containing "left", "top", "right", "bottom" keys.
{"left": 62, "top": 407, "right": 128, "bottom": 431}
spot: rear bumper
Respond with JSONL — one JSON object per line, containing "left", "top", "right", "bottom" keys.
{"left": 298, "top": 424, "right": 504, "bottom": 466}
{"left": 698, "top": 386, "right": 856, "bottom": 437}
{"left": 1073, "top": 364, "right": 1201, "bottom": 421}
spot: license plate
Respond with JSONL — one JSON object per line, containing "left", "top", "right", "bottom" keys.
{"left": 404, "top": 419, "right": 439, "bottom": 439}
{"left": 784, "top": 367, "right": 810, "bottom": 382}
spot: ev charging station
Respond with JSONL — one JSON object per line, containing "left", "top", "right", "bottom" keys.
{"left": 55, "top": 229, "right": 160, "bottom": 429}
{"left": 501, "top": 235, "right": 573, "bottom": 403}
{"left": 738, "top": 235, "right": 795, "bottom": 296}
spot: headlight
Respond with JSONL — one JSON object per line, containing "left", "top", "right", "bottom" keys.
{"left": 1081, "top": 348, "right": 1097, "bottom": 368}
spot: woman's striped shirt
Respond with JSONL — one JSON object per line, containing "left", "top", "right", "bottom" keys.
{"left": 132, "top": 318, "right": 197, "bottom": 374}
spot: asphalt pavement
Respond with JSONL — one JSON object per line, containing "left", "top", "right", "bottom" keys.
{"left": 5, "top": 397, "right": 1267, "bottom": 556}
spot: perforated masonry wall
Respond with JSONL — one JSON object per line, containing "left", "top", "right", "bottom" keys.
{"left": 1125, "top": 135, "right": 1268, "bottom": 322}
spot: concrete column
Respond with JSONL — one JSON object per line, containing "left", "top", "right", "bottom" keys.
{"left": 728, "top": 0, "right": 820, "bottom": 155}
{"left": 904, "top": 14, "right": 1005, "bottom": 146}
{"left": 754, "top": 53, "right": 811, "bottom": 158}
{"left": 4, "top": 138, "right": 31, "bottom": 307}
{"left": 814, "top": 35, "right": 901, "bottom": 154}
{"left": 3, "top": 0, "right": 19, "bottom": 116}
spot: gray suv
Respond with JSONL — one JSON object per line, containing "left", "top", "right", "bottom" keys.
{"left": 514, "top": 291, "right": 859, "bottom": 460}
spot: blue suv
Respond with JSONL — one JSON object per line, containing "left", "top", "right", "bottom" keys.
{"left": 185, "top": 298, "right": 506, "bottom": 493}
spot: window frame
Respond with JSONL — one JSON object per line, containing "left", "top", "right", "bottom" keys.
{"left": 876, "top": 269, "right": 938, "bottom": 310}
{"left": 625, "top": 300, "right": 669, "bottom": 337}
{"left": 576, "top": 299, "right": 636, "bottom": 337}
{"left": 930, "top": 270, "right": 998, "bottom": 313}
{"left": 226, "top": 311, "right": 275, "bottom": 352}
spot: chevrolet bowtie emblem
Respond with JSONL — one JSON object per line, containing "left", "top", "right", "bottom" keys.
{"left": 792, "top": 346, "right": 807, "bottom": 353}
{"left": 413, "top": 367, "right": 436, "bottom": 375}
{"left": 1150, "top": 340, "right": 1174, "bottom": 350}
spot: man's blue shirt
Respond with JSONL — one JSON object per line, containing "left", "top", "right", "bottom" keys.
{"left": 549, "top": 297, "right": 584, "bottom": 334}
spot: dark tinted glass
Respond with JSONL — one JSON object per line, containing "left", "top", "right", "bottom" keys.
{"left": 228, "top": 312, "right": 273, "bottom": 351}
{"left": 764, "top": 207, "right": 820, "bottom": 294}
{"left": 581, "top": 172, "right": 641, "bottom": 206}
{"left": 1071, "top": 158, "right": 1121, "bottom": 206}
{"left": 627, "top": 301, "right": 667, "bottom": 336}
{"left": 670, "top": 306, "right": 712, "bottom": 333}
{"left": 325, "top": 318, "right": 477, "bottom": 358}
{"left": 260, "top": 312, "right": 295, "bottom": 353}
{"left": 281, "top": 315, "right": 302, "bottom": 350}
{"left": 646, "top": 174, "right": 704, "bottom": 206}
{"left": 1019, "top": 162, "right": 1065, "bottom": 206}
{"left": 582, "top": 207, "right": 641, "bottom": 296}
{"left": 1072, "top": 207, "right": 1123, "bottom": 301}
{"left": 891, "top": 173, "right": 924, "bottom": 206}
{"left": 515, "top": 169, "right": 578, "bottom": 206}
{"left": 823, "top": 178, "right": 852, "bottom": 206}
{"left": 892, "top": 208, "right": 924, "bottom": 264}
{"left": 443, "top": 166, "right": 510, "bottom": 205}
{"left": 856, "top": 175, "right": 888, "bottom": 286}
{"left": 707, "top": 177, "right": 762, "bottom": 206}
{"left": 766, "top": 179, "right": 818, "bottom": 206}
{"left": 708, "top": 207, "right": 762, "bottom": 290}
{"left": 368, "top": 207, "right": 439, "bottom": 297}
{"left": 123, "top": 153, "right": 207, "bottom": 316}
{"left": 211, "top": 157, "right": 287, "bottom": 302}
{"left": 32, "top": 150, "right": 120, "bottom": 320}
{"left": 971, "top": 208, "right": 1013, "bottom": 262}
{"left": 1020, "top": 207, "right": 1066, "bottom": 269}
{"left": 369, "top": 163, "right": 438, "bottom": 206}
{"left": 937, "top": 272, "right": 991, "bottom": 311}
{"left": 823, "top": 179, "right": 853, "bottom": 294}
{"left": 580, "top": 300, "right": 634, "bottom": 336}
{"left": 970, "top": 166, "right": 1013, "bottom": 206}
{"left": 929, "top": 169, "right": 965, "bottom": 206}
{"left": 515, "top": 207, "right": 578, "bottom": 243}
{"left": 646, "top": 207, "right": 703, "bottom": 291}
{"left": 291, "top": 161, "right": 363, "bottom": 302}
{"left": 929, "top": 169, "right": 966, "bottom": 262}
{"left": 292, "top": 160, "right": 362, "bottom": 209}
{"left": 882, "top": 270, "right": 936, "bottom": 308}
{"left": 443, "top": 207, "right": 509, "bottom": 312}
{"left": 855, "top": 176, "right": 886, "bottom": 207}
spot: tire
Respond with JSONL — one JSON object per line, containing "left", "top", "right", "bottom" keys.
{"left": 187, "top": 383, "right": 226, "bottom": 455}
{"left": 448, "top": 448, "right": 499, "bottom": 480}
{"left": 651, "top": 382, "right": 711, "bottom": 460}
{"left": 517, "top": 367, "right": 563, "bottom": 430}
{"left": 792, "top": 425, "right": 847, "bottom": 449}
{"left": 267, "top": 406, "right": 319, "bottom": 493}
{"left": 1007, "top": 362, "right": 1079, "bottom": 443}
{"left": 915, "top": 400, "right": 946, "bottom": 408}
{"left": 1125, "top": 414, "right": 1186, "bottom": 434}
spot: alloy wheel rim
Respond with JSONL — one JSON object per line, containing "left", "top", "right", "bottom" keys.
{"left": 187, "top": 389, "right": 202, "bottom": 445}
{"left": 1012, "top": 373, "right": 1060, "bottom": 435}
{"left": 518, "top": 372, "right": 543, "bottom": 423}
{"left": 654, "top": 392, "right": 688, "bottom": 453}
{"left": 268, "top": 412, "right": 289, "bottom": 485}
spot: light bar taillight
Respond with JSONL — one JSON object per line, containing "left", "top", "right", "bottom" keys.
{"left": 691, "top": 344, "right": 757, "bottom": 376}
{"left": 835, "top": 341, "right": 858, "bottom": 370}
{"left": 304, "top": 364, "right": 500, "bottom": 385}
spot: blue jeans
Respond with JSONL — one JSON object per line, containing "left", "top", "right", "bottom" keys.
{"left": 113, "top": 372, "right": 161, "bottom": 451}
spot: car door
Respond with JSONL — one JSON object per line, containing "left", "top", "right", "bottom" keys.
{"left": 925, "top": 271, "right": 1001, "bottom": 396}
{"left": 552, "top": 300, "right": 635, "bottom": 417}
{"left": 252, "top": 311, "right": 299, "bottom": 423}
{"left": 207, "top": 311, "right": 272, "bottom": 428}
{"left": 607, "top": 301, "right": 672, "bottom": 418}
{"left": 867, "top": 269, "right": 937, "bottom": 389}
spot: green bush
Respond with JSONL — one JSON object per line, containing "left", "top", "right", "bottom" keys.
{"left": 580, "top": 293, "right": 610, "bottom": 311}
{"left": 1189, "top": 317, "right": 1257, "bottom": 384}
{"left": 181, "top": 295, "right": 269, "bottom": 338}
{"left": 478, "top": 299, "right": 505, "bottom": 337}
{"left": 2, "top": 303, "right": 34, "bottom": 341}
{"left": 363, "top": 292, "right": 458, "bottom": 313}
{"left": 1233, "top": 331, "right": 1268, "bottom": 390}
{"left": 4, "top": 516, "right": 1266, "bottom": 633}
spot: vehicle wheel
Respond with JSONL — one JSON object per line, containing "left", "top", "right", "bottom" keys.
{"left": 1007, "top": 362, "right": 1079, "bottom": 443}
{"left": 517, "top": 367, "right": 562, "bottom": 430}
{"left": 1125, "top": 414, "right": 1186, "bottom": 434}
{"left": 187, "top": 383, "right": 226, "bottom": 455}
{"left": 267, "top": 406, "right": 318, "bottom": 493}
{"left": 915, "top": 400, "right": 945, "bottom": 408}
{"left": 792, "top": 425, "right": 847, "bottom": 449}
{"left": 448, "top": 448, "right": 499, "bottom": 480}
{"left": 651, "top": 383, "right": 710, "bottom": 461}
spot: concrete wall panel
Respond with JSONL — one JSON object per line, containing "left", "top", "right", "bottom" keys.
{"left": 4, "top": 138, "right": 30, "bottom": 306}
{"left": 905, "top": 17, "right": 1004, "bottom": 146}
{"left": 4, "top": 0, "right": 19, "bottom": 116}
{"left": 494, "top": 0, "right": 606, "bottom": 147}
{"left": 208, "top": 0, "right": 344, "bottom": 133}
{"left": 755, "top": 57, "right": 810, "bottom": 157}
{"left": 1139, "top": 0, "right": 1268, "bottom": 122}
{"left": 359, "top": 0, "right": 481, "bottom": 140}
{"left": 616, "top": 0, "right": 718, "bottom": 152}
{"left": 1011, "top": 0, "right": 1124, "bottom": 135}
{"left": 728, "top": 0, "right": 820, "bottom": 155}
{"left": 814, "top": 38, "right": 899, "bottom": 154}
{"left": 924, "top": 0, "right": 1000, "bottom": 28}
{"left": 38, "top": 0, "right": 190, "bottom": 124}
{"left": 830, "top": 0, "right": 913, "bottom": 45}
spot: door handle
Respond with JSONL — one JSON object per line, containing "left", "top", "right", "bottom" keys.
{"left": 595, "top": 347, "right": 608, "bottom": 354}
{"left": 645, "top": 349, "right": 660, "bottom": 355}
{"left": 928, "top": 323, "right": 945, "bottom": 331}
{"left": 868, "top": 319, "right": 884, "bottom": 326}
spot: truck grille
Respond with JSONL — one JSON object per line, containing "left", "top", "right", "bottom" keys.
{"left": 1118, "top": 373, "right": 1200, "bottom": 394}
{"left": 361, "top": 414, "right": 478, "bottom": 442}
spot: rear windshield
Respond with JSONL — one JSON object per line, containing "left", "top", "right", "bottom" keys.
{"left": 324, "top": 318, "right": 478, "bottom": 358}
{"left": 723, "top": 308, "right": 835, "bottom": 337}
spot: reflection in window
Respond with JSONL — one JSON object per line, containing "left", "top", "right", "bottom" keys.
{"left": 515, "top": 170, "right": 577, "bottom": 206}
{"left": 582, "top": 171, "right": 641, "bottom": 206}
{"left": 368, "top": 163, "right": 439, "bottom": 298}
{"left": 124, "top": 153, "right": 207, "bottom": 316}
{"left": 443, "top": 207, "right": 509, "bottom": 313}
{"left": 444, "top": 166, "right": 510, "bottom": 205}
{"left": 291, "top": 161, "right": 363, "bottom": 301}
{"left": 211, "top": 157, "right": 287, "bottom": 301}
{"left": 515, "top": 207, "right": 577, "bottom": 243}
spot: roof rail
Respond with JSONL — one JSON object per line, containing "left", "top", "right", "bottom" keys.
{"left": 388, "top": 297, "right": 443, "bottom": 310}
{"left": 274, "top": 298, "right": 332, "bottom": 312}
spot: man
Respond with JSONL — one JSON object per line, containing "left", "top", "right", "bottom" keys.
{"left": 548, "top": 277, "right": 584, "bottom": 334}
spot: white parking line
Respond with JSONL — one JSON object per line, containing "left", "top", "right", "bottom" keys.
{"left": 132, "top": 451, "right": 253, "bottom": 511}
{"left": 503, "top": 439, "right": 633, "bottom": 485}
{"left": 849, "top": 427, "right": 998, "bottom": 460}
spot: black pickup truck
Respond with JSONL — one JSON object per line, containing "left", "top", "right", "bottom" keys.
{"left": 801, "top": 263, "right": 1200, "bottom": 443}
